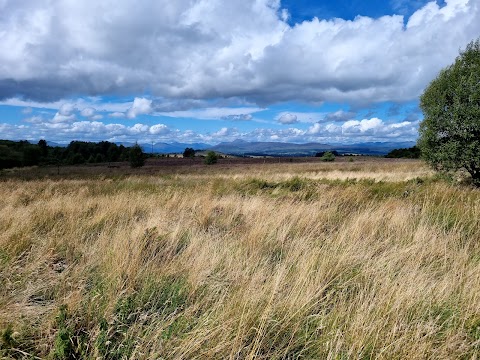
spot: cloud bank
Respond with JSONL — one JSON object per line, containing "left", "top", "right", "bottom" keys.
{"left": 0, "top": 0, "right": 478, "bottom": 106}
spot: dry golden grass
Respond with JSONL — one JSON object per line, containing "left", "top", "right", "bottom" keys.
{"left": 1, "top": 159, "right": 479, "bottom": 359}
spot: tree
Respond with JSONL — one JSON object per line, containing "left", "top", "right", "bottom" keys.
{"left": 129, "top": 144, "right": 145, "bottom": 168}
{"left": 204, "top": 151, "right": 218, "bottom": 165}
{"left": 418, "top": 38, "right": 480, "bottom": 185}
{"left": 320, "top": 151, "right": 335, "bottom": 162}
{"left": 38, "top": 139, "right": 48, "bottom": 158}
{"left": 385, "top": 146, "right": 421, "bottom": 159}
{"left": 183, "top": 147, "right": 195, "bottom": 158}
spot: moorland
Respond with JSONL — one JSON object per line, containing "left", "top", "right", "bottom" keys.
{"left": 1, "top": 157, "right": 479, "bottom": 359}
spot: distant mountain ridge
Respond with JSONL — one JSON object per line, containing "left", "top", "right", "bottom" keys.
{"left": 5, "top": 139, "right": 416, "bottom": 156}
{"left": 207, "top": 140, "right": 416, "bottom": 156}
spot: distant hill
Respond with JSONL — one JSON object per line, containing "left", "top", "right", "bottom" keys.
{"left": 207, "top": 140, "right": 416, "bottom": 156}
{"left": 129, "top": 142, "right": 211, "bottom": 153}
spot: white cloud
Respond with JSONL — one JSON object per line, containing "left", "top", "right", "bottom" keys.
{"left": 80, "top": 107, "right": 95, "bottom": 118}
{"left": 0, "top": 114, "right": 420, "bottom": 144}
{"left": 0, "top": 0, "right": 477, "bottom": 106}
{"left": 221, "top": 114, "right": 254, "bottom": 121}
{"left": 149, "top": 124, "right": 170, "bottom": 135}
{"left": 277, "top": 113, "right": 298, "bottom": 124}
{"left": 109, "top": 112, "right": 125, "bottom": 118}
{"left": 212, "top": 127, "right": 238, "bottom": 137}
{"left": 126, "top": 97, "right": 153, "bottom": 119}
{"left": 324, "top": 110, "right": 356, "bottom": 122}
{"left": 158, "top": 107, "right": 264, "bottom": 120}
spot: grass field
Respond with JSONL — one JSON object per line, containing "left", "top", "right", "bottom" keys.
{"left": 1, "top": 158, "right": 480, "bottom": 359}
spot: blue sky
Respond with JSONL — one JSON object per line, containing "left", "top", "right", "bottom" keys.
{"left": 0, "top": 0, "right": 477, "bottom": 145}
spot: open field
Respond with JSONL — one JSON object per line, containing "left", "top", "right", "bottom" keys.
{"left": 1, "top": 158, "right": 480, "bottom": 359}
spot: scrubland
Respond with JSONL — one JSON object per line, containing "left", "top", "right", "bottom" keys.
{"left": 1, "top": 159, "right": 480, "bottom": 359}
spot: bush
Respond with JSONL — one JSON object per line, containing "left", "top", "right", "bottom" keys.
{"left": 129, "top": 144, "right": 145, "bottom": 168}
{"left": 183, "top": 147, "right": 195, "bottom": 158}
{"left": 204, "top": 151, "right": 218, "bottom": 165}
{"left": 321, "top": 151, "right": 335, "bottom": 162}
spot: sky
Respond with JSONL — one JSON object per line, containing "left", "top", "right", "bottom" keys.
{"left": 0, "top": 0, "right": 479, "bottom": 145}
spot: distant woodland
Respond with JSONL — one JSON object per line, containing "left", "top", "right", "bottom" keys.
{"left": 0, "top": 140, "right": 133, "bottom": 169}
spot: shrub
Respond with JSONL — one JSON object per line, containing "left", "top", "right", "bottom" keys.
{"left": 321, "top": 151, "right": 335, "bottom": 162}
{"left": 205, "top": 151, "right": 218, "bottom": 165}
{"left": 129, "top": 144, "right": 145, "bottom": 168}
{"left": 183, "top": 147, "right": 195, "bottom": 158}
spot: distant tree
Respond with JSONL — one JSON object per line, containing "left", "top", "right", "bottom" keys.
{"left": 315, "top": 150, "right": 339, "bottom": 157}
{"left": 38, "top": 139, "right": 48, "bottom": 158}
{"left": 320, "top": 151, "right": 335, "bottom": 162}
{"left": 418, "top": 37, "right": 480, "bottom": 186}
{"left": 204, "top": 151, "right": 218, "bottom": 165}
{"left": 129, "top": 144, "right": 145, "bottom": 168}
{"left": 385, "top": 146, "right": 421, "bottom": 159}
{"left": 70, "top": 153, "right": 86, "bottom": 165}
{"left": 183, "top": 147, "right": 195, "bottom": 158}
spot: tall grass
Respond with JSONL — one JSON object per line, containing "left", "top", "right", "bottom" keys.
{"left": 0, "top": 160, "right": 479, "bottom": 359}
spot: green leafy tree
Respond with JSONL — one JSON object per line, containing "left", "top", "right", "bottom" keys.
{"left": 38, "top": 139, "right": 48, "bottom": 158}
{"left": 129, "top": 144, "right": 145, "bottom": 168}
{"left": 183, "top": 147, "right": 195, "bottom": 158}
{"left": 204, "top": 151, "right": 218, "bottom": 165}
{"left": 320, "top": 151, "right": 335, "bottom": 162}
{"left": 418, "top": 38, "right": 480, "bottom": 185}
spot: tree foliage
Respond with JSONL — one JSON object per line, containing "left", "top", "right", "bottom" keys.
{"left": 0, "top": 139, "right": 134, "bottom": 170}
{"left": 418, "top": 38, "right": 480, "bottom": 185}
{"left": 129, "top": 144, "right": 145, "bottom": 168}
{"left": 320, "top": 151, "right": 335, "bottom": 162}
{"left": 183, "top": 147, "right": 195, "bottom": 158}
{"left": 385, "top": 146, "right": 421, "bottom": 159}
{"left": 204, "top": 151, "right": 218, "bottom": 165}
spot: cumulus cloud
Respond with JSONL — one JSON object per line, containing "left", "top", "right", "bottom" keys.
{"left": 126, "top": 97, "right": 153, "bottom": 119}
{"left": 306, "top": 117, "right": 419, "bottom": 140}
{"left": 80, "top": 107, "right": 103, "bottom": 120}
{"left": 277, "top": 113, "right": 298, "bottom": 124}
{"left": 1, "top": 113, "right": 419, "bottom": 144}
{"left": 109, "top": 112, "right": 125, "bottom": 118}
{"left": 0, "top": 0, "right": 478, "bottom": 106}
{"left": 212, "top": 127, "right": 238, "bottom": 137}
{"left": 149, "top": 124, "right": 170, "bottom": 135}
{"left": 52, "top": 103, "right": 77, "bottom": 123}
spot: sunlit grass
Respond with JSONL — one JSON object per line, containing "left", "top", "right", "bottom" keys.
{"left": 1, "top": 159, "right": 479, "bottom": 359}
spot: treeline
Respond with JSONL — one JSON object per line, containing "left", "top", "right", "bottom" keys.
{"left": 385, "top": 146, "right": 421, "bottom": 159}
{"left": 0, "top": 140, "right": 133, "bottom": 169}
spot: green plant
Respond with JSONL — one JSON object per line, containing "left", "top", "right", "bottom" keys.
{"left": 50, "top": 305, "right": 74, "bottom": 360}
{"left": 321, "top": 151, "right": 335, "bottom": 162}
{"left": 129, "top": 143, "right": 145, "bottom": 168}
{"left": 183, "top": 147, "right": 195, "bottom": 158}
{"left": 418, "top": 37, "right": 480, "bottom": 186}
{"left": 204, "top": 151, "right": 218, "bottom": 165}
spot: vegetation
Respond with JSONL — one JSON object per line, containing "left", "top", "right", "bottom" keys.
{"left": 129, "top": 144, "right": 145, "bottom": 168}
{"left": 183, "top": 147, "right": 195, "bottom": 158}
{"left": 0, "top": 139, "right": 132, "bottom": 169}
{"left": 315, "top": 150, "right": 339, "bottom": 158}
{"left": 419, "top": 37, "right": 480, "bottom": 186}
{"left": 1, "top": 159, "right": 480, "bottom": 358}
{"left": 320, "top": 151, "right": 336, "bottom": 162}
{"left": 204, "top": 150, "right": 218, "bottom": 165}
{"left": 385, "top": 146, "right": 421, "bottom": 159}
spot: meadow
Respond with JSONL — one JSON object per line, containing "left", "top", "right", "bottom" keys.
{"left": 1, "top": 158, "right": 480, "bottom": 359}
